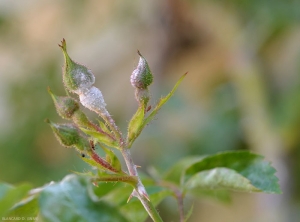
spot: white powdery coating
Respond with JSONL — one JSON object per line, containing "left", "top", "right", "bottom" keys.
{"left": 130, "top": 69, "right": 139, "bottom": 87}
{"left": 73, "top": 69, "right": 95, "bottom": 94}
{"left": 79, "top": 86, "right": 108, "bottom": 115}
{"left": 130, "top": 57, "right": 145, "bottom": 88}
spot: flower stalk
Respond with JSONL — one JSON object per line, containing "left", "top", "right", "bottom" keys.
{"left": 104, "top": 114, "right": 163, "bottom": 222}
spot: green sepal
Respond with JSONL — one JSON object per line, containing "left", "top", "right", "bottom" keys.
{"left": 80, "top": 127, "right": 119, "bottom": 149}
{"left": 127, "top": 104, "right": 145, "bottom": 148}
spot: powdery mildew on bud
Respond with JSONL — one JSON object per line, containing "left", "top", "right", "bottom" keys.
{"left": 130, "top": 52, "right": 153, "bottom": 89}
{"left": 59, "top": 39, "right": 96, "bottom": 93}
{"left": 135, "top": 88, "right": 149, "bottom": 102}
{"left": 131, "top": 57, "right": 145, "bottom": 88}
{"left": 79, "top": 86, "right": 109, "bottom": 116}
{"left": 71, "top": 67, "right": 95, "bottom": 94}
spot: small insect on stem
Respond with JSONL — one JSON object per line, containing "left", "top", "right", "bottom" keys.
{"left": 146, "top": 105, "right": 151, "bottom": 112}
{"left": 81, "top": 153, "right": 85, "bottom": 158}
{"left": 90, "top": 140, "right": 95, "bottom": 150}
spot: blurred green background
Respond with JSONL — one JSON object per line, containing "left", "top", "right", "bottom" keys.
{"left": 0, "top": 0, "right": 300, "bottom": 221}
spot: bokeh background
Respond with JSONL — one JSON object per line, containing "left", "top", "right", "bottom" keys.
{"left": 1, "top": 0, "right": 300, "bottom": 221}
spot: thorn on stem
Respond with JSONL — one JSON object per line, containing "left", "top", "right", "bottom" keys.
{"left": 127, "top": 193, "right": 134, "bottom": 203}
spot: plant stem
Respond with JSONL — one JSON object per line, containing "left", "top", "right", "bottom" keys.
{"left": 160, "top": 181, "right": 184, "bottom": 222}
{"left": 92, "top": 175, "right": 138, "bottom": 186}
{"left": 177, "top": 191, "right": 184, "bottom": 222}
{"left": 102, "top": 113, "right": 123, "bottom": 145}
{"left": 88, "top": 149, "right": 121, "bottom": 173}
{"left": 121, "top": 148, "right": 163, "bottom": 222}
{"left": 138, "top": 192, "right": 164, "bottom": 222}
{"left": 103, "top": 114, "right": 163, "bottom": 222}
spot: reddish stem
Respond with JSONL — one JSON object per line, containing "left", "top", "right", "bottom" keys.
{"left": 89, "top": 149, "right": 119, "bottom": 173}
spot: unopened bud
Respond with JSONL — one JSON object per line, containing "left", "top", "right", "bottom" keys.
{"left": 131, "top": 51, "right": 153, "bottom": 89}
{"left": 45, "top": 119, "right": 88, "bottom": 151}
{"left": 131, "top": 51, "right": 153, "bottom": 107}
{"left": 59, "top": 39, "right": 95, "bottom": 94}
{"left": 48, "top": 87, "right": 79, "bottom": 119}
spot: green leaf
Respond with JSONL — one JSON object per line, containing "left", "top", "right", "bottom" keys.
{"left": 163, "top": 156, "right": 205, "bottom": 185}
{"left": 100, "top": 184, "right": 133, "bottom": 206}
{"left": 184, "top": 151, "right": 281, "bottom": 194}
{"left": 100, "top": 175, "right": 156, "bottom": 207}
{"left": 80, "top": 127, "right": 119, "bottom": 149}
{"left": 184, "top": 167, "right": 261, "bottom": 193}
{"left": 0, "top": 183, "right": 32, "bottom": 217}
{"left": 120, "top": 188, "right": 172, "bottom": 222}
{"left": 143, "top": 73, "right": 187, "bottom": 127}
{"left": 93, "top": 182, "right": 131, "bottom": 202}
{"left": 39, "top": 174, "right": 128, "bottom": 222}
{"left": 8, "top": 195, "right": 39, "bottom": 217}
{"left": 127, "top": 105, "right": 145, "bottom": 148}
{"left": 71, "top": 170, "right": 95, "bottom": 177}
{"left": 80, "top": 155, "right": 110, "bottom": 172}
{"left": 102, "top": 146, "right": 122, "bottom": 172}
{"left": 97, "top": 119, "right": 113, "bottom": 136}
{"left": 186, "top": 189, "right": 231, "bottom": 203}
